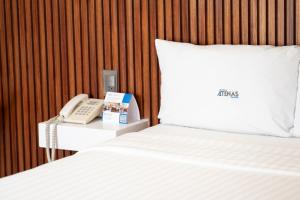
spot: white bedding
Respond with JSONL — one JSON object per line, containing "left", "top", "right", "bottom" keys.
{"left": 1, "top": 125, "right": 300, "bottom": 200}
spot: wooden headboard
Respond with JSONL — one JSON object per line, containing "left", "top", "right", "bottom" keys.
{"left": 0, "top": 0, "right": 299, "bottom": 177}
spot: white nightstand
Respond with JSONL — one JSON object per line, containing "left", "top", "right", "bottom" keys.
{"left": 38, "top": 118, "right": 149, "bottom": 151}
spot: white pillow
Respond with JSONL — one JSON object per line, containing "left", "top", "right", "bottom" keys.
{"left": 155, "top": 39, "right": 300, "bottom": 137}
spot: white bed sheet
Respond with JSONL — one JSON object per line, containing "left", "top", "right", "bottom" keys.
{"left": 1, "top": 124, "right": 300, "bottom": 200}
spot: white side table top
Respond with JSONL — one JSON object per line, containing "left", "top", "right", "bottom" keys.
{"left": 38, "top": 118, "right": 149, "bottom": 151}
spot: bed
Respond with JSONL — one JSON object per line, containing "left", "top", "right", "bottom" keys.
{"left": 2, "top": 41, "right": 300, "bottom": 200}
{"left": 1, "top": 124, "right": 300, "bottom": 200}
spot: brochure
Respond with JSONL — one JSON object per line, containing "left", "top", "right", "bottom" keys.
{"left": 103, "top": 92, "right": 140, "bottom": 124}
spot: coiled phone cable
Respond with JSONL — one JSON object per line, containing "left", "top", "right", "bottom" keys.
{"left": 45, "top": 116, "right": 63, "bottom": 162}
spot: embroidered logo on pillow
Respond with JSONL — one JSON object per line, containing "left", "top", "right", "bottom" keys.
{"left": 218, "top": 89, "right": 239, "bottom": 98}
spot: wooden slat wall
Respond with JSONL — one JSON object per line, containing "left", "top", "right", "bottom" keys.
{"left": 0, "top": 0, "right": 299, "bottom": 177}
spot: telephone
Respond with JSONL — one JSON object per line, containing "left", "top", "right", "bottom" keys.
{"left": 60, "top": 94, "right": 104, "bottom": 124}
{"left": 45, "top": 94, "right": 104, "bottom": 162}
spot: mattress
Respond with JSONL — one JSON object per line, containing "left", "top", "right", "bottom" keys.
{"left": 1, "top": 124, "right": 300, "bottom": 200}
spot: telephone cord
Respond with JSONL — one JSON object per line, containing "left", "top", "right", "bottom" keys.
{"left": 45, "top": 116, "right": 63, "bottom": 162}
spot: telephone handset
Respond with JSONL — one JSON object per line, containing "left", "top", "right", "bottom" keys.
{"left": 45, "top": 94, "right": 104, "bottom": 162}
{"left": 60, "top": 94, "right": 104, "bottom": 124}
{"left": 60, "top": 94, "right": 89, "bottom": 118}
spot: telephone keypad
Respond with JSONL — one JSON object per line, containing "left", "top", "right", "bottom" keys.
{"left": 75, "top": 106, "right": 94, "bottom": 116}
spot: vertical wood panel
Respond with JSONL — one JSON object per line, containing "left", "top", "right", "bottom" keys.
{"left": 173, "top": 0, "right": 181, "bottom": 41}
{"left": 0, "top": 56, "right": 5, "bottom": 176}
{"left": 111, "top": 0, "right": 119, "bottom": 72}
{"left": 11, "top": 0, "right": 25, "bottom": 171}
{"left": 241, "top": 0, "right": 249, "bottom": 44}
{"left": 181, "top": 0, "right": 190, "bottom": 42}
{"left": 0, "top": 0, "right": 12, "bottom": 175}
{"left": 118, "top": 0, "right": 127, "bottom": 93}
{"left": 133, "top": 0, "right": 143, "bottom": 114}
{"left": 286, "top": 0, "right": 295, "bottom": 45}
{"left": 1, "top": 0, "right": 300, "bottom": 177}
{"left": 25, "top": 0, "right": 38, "bottom": 167}
{"left": 206, "top": 0, "right": 214, "bottom": 44}
{"left": 165, "top": 0, "right": 173, "bottom": 40}
{"left": 259, "top": 0, "right": 267, "bottom": 44}
{"left": 157, "top": 0, "right": 165, "bottom": 39}
{"left": 88, "top": 0, "right": 97, "bottom": 98}
{"left": 81, "top": 0, "right": 90, "bottom": 94}
{"left": 38, "top": 0, "right": 49, "bottom": 165}
{"left": 126, "top": 0, "right": 135, "bottom": 94}
{"left": 250, "top": 0, "right": 258, "bottom": 44}
{"left": 45, "top": 0, "right": 56, "bottom": 119}
{"left": 19, "top": 0, "right": 31, "bottom": 171}
{"left": 268, "top": 0, "right": 276, "bottom": 45}
{"left": 149, "top": 0, "right": 159, "bottom": 125}
{"left": 66, "top": 0, "right": 75, "bottom": 98}
{"left": 73, "top": 0, "right": 83, "bottom": 93}
{"left": 224, "top": 0, "right": 231, "bottom": 44}
{"left": 198, "top": 0, "right": 206, "bottom": 44}
{"left": 142, "top": 0, "right": 151, "bottom": 120}
{"left": 277, "top": 0, "right": 285, "bottom": 45}
{"left": 190, "top": 0, "right": 197, "bottom": 44}
{"left": 59, "top": 0, "right": 69, "bottom": 104}
{"left": 232, "top": 0, "right": 240, "bottom": 44}
{"left": 32, "top": 0, "right": 44, "bottom": 164}
{"left": 103, "top": 0, "right": 112, "bottom": 69}
{"left": 4, "top": 0, "right": 18, "bottom": 174}
{"left": 95, "top": 0, "right": 104, "bottom": 98}
{"left": 215, "top": 0, "right": 223, "bottom": 44}
{"left": 39, "top": 0, "right": 49, "bottom": 123}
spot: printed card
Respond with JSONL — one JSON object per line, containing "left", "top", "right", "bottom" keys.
{"left": 103, "top": 92, "right": 140, "bottom": 124}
